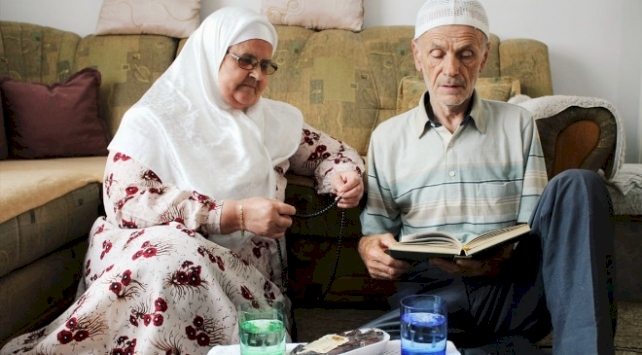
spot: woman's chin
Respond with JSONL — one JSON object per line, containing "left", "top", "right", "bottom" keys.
{"left": 231, "top": 95, "right": 259, "bottom": 110}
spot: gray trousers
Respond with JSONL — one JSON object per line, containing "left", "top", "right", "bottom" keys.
{"left": 361, "top": 169, "right": 616, "bottom": 355}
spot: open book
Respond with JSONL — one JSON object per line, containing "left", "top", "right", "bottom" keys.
{"left": 386, "top": 224, "right": 531, "bottom": 260}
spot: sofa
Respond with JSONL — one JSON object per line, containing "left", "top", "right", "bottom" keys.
{"left": 0, "top": 21, "right": 639, "bottom": 348}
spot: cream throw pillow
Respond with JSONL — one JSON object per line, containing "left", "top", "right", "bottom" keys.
{"left": 261, "top": 0, "right": 364, "bottom": 31}
{"left": 95, "top": 0, "right": 201, "bottom": 38}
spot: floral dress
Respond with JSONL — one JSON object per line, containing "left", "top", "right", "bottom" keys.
{"left": 0, "top": 123, "right": 363, "bottom": 355}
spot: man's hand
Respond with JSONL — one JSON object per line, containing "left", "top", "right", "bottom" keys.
{"left": 358, "top": 233, "right": 412, "bottom": 280}
{"left": 429, "top": 242, "right": 516, "bottom": 277}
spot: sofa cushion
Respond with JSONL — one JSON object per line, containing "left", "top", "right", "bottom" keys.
{"left": 262, "top": 0, "right": 364, "bottom": 31}
{"left": 0, "top": 182, "right": 100, "bottom": 279}
{"left": 396, "top": 76, "right": 521, "bottom": 115}
{"left": 95, "top": 0, "right": 200, "bottom": 38}
{"left": 0, "top": 22, "right": 81, "bottom": 85}
{"left": 605, "top": 164, "right": 642, "bottom": 216}
{"left": 0, "top": 157, "right": 106, "bottom": 225}
{"left": 265, "top": 26, "right": 417, "bottom": 157}
{"left": 0, "top": 68, "right": 110, "bottom": 159}
{"left": 73, "top": 34, "right": 179, "bottom": 137}
{"left": 475, "top": 76, "right": 521, "bottom": 102}
{"left": 0, "top": 237, "right": 89, "bottom": 347}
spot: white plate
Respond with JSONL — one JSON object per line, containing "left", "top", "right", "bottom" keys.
{"left": 208, "top": 343, "right": 302, "bottom": 354}
{"left": 337, "top": 328, "right": 390, "bottom": 355}
{"left": 207, "top": 328, "right": 390, "bottom": 355}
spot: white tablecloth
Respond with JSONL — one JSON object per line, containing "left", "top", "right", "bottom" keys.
{"left": 207, "top": 340, "right": 461, "bottom": 354}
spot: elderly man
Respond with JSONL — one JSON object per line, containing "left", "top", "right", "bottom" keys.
{"left": 358, "top": 0, "right": 616, "bottom": 354}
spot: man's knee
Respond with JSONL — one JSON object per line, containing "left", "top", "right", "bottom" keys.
{"left": 549, "top": 168, "right": 600, "bottom": 186}
{"left": 547, "top": 169, "right": 608, "bottom": 197}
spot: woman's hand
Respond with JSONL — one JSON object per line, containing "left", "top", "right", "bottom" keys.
{"left": 223, "top": 198, "right": 295, "bottom": 239}
{"left": 330, "top": 170, "right": 364, "bottom": 208}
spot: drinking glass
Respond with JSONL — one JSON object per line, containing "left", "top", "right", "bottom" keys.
{"left": 238, "top": 301, "right": 286, "bottom": 355}
{"left": 400, "top": 295, "right": 448, "bottom": 355}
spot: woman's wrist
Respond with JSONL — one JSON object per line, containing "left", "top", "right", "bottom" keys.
{"left": 238, "top": 200, "right": 245, "bottom": 237}
{"left": 220, "top": 200, "right": 244, "bottom": 234}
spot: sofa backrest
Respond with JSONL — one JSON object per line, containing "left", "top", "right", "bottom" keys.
{"left": 72, "top": 34, "right": 178, "bottom": 136}
{"left": 0, "top": 21, "right": 179, "bottom": 139}
{"left": 264, "top": 25, "right": 553, "bottom": 155}
{"left": 0, "top": 22, "right": 80, "bottom": 85}
{"left": 1, "top": 22, "right": 553, "bottom": 157}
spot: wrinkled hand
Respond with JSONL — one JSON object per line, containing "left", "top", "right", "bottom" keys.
{"left": 429, "top": 242, "right": 516, "bottom": 277}
{"left": 330, "top": 170, "right": 364, "bottom": 209}
{"left": 241, "top": 197, "right": 296, "bottom": 239}
{"left": 358, "top": 233, "right": 412, "bottom": 280}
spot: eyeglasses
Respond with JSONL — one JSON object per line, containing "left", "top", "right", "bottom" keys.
{"left": 227, "top": 52, "right": 278, "bottom": 75}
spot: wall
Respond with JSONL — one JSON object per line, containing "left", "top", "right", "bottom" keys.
{"left": 1, "top": 0, "right": 641, "bottom": 163}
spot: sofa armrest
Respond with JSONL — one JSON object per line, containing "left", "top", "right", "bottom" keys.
{"left": 536, "top": 106, "right": 617, "bottom": 179}
{"left": 518, "top": 95, "right": 622, "bottom": 180}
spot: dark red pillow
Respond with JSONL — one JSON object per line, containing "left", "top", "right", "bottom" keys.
{"left": 0, "top": 67, "right": 110, "bottom": 159}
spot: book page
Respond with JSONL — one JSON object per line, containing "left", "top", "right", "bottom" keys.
{"left": 399, "top": 230, "right": 461, "bottom": 246}
{"left": 464, "top": 224, "right": 530, "bottom": 255}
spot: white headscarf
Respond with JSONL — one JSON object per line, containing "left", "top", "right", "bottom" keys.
{"left": 109, "top": 7, "right": 303, "bottom": 251}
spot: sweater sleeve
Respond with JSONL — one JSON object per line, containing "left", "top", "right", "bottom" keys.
{"left": 287, "top": 122, "right": 365, "bottom": 195}
{"left": 102, "top": 150, "right": 224, "bottom": 235}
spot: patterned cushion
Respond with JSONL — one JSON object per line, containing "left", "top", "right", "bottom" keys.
{"left": 265, "top": 25, "right": 416, "bottom": 156}
{"left": 73, "top": 34, "right": 178, "bottom": 136}
{"left": 499, "top": 39, "right": 553, "bottom": 98}
{"left": 95, "top": 0, "right": 200, "bottom": 38}
{"left": 476, "top": 76, "right": 521, "bottom": 101}
{"left": 262, "top": 0, "right": 364, "bottom": 31}
{"left": 0, "top": 22, "right": 80, "bottom": 84}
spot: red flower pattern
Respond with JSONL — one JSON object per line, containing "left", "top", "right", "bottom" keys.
{"left": 5, "top": 121, "right": 364, "bottom": 352}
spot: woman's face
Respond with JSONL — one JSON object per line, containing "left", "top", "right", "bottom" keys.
{"left": 218, "top": 39, "right": 273, "bottom": 111}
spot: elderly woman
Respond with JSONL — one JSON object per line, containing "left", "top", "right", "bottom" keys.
{"left": 0, "top": 7, "right": 364, "bottom": 355}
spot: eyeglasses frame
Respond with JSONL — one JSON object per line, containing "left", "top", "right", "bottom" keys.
{"left": 226, "top": 52, "right": 278, "bottom": 75}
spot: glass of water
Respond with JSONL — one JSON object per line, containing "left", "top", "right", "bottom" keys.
{"left": 238, "top": 301, "right": 286, "bottom": 355}
{"left": 400, "top": 295, "right": 448, "bottom": 355}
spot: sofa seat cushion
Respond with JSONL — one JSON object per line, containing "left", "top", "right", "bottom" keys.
{"left": 605, "top": 164, "right": 642, "bottom": 216}
{"left": 0, "top": 237, "right": 88, "bottom": 347}
{"left": 0, "top": 156, "right": 106, "bottom": 225}
{"left": 0, "top": 156, "right": 103, "bottom": 275}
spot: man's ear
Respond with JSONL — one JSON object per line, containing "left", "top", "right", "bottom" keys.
{"left": 411, "top": 39, "right": 423, "bottom": 72}
{"left": 479, "top": 40, "right": 491, "bottom": 73}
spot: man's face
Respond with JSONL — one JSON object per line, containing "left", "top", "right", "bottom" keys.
{"left": 412, "top": 25, "right": 489, "bottom": 110}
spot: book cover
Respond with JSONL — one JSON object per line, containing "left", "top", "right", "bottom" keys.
{"left": 386, "top": 224, "right": 531, "bottom": 260}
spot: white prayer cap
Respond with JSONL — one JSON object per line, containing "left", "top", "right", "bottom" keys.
{"left": 231, "top": 21, "right": 277, "bottom": 47}
{"left": 414, "top": 0, "right": 490, "bottom": 40}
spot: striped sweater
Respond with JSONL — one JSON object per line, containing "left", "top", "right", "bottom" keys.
{"left": 360, "top": 93, "right": 548, "bottom": 244}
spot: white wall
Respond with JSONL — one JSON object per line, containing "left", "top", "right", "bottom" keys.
{"left": 1, "top": 0, "right": 641, "bottom": 163}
